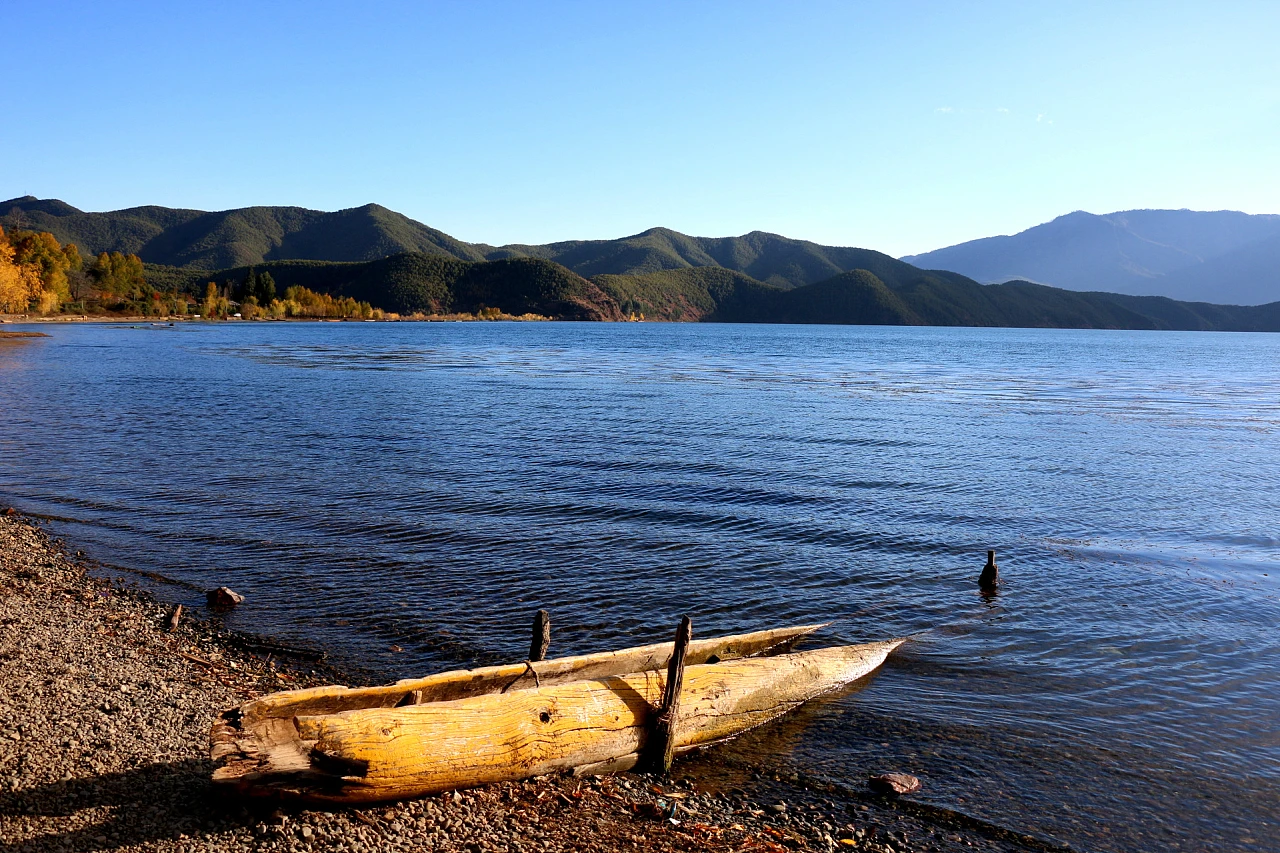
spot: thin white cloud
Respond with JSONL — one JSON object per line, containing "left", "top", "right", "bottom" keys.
{"left": 996, "top": 107, "right": 1010, "bottom": 113}
{"left": 935, "top": 106, "right": 954, "bottom": 113}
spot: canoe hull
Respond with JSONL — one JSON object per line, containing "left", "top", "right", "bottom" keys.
{"left": 213, "top": 640, "right": 904, "bottom": 804}
{"left": 224, "top": 623, "right": 825, "bottom": 726}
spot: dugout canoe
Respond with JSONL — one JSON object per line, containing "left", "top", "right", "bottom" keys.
{"left": 211, "top": 631, "right": 904, "bottom": 804}
{"left": 210, "top": 623, "right": 821, "bottom": 784}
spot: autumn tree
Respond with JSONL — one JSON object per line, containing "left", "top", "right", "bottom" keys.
{"left": 0, "top": 228, "right": 41, "bottom": 312}
{"left": 10, "top": 231, "right": 81, "bottom": 305}
{"left": 202, "top": 281, "right": 218, "bottom": 318}
{"left": 90, "top": 251, "right": 147, "bottom": 301}
{"left": 0, "top": 226, "right": 76, "bottom": 314}
{"left": 200, "top": 281, "right": 232, "bottom": 318}
{"left": 274, "top": 285, "right": 378, "bottom": 319}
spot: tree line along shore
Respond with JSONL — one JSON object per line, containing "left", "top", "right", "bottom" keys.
{"left": 0, "top": 227, "right": 384, "bottom": 321}
{"left": 0, "top": 510, "right": 1052, "bottom": 853}
{"left": 5, "top": 219, "right": 1280, "bottom": 331}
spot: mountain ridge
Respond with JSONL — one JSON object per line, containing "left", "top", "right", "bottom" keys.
{"left": 903, "top": 208, "right": 1280, "bottom": 305}
{"left": 0, "top": 196, "right": 893, "bottom": 290}
{"left": 6, "top": 196, "right": 1280, "bottom": 324}
{"left": 138, "top": 249, "right": 1280, "bottom": 332}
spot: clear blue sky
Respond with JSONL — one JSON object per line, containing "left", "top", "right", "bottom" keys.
{"left": 3, "top": 1, "right": 1276, "bottom": 256}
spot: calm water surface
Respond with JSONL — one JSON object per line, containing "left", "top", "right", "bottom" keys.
{"left": 2, "top": 322, "right": 1278, "bottom": 852}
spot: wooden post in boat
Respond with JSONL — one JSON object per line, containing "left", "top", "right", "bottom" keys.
{"left": 645, "top": 615, "right": 692, "bottom": 775}
{"left": 529, "top": 609, "right": 551, "bottom": 662}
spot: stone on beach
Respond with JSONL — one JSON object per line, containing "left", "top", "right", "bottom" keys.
{"left": 206, "top": 586, "right": 244, "bottom": 608}
{"left": 868, "top": 773, "right": 922, "bottom": 795}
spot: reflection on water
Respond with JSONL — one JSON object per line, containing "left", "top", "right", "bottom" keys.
{"left": 1, "top": 321, "right": 1278, "bottom": 852}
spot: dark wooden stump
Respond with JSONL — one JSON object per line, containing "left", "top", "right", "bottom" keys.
{"left": 644, "top": 615, "right": 692, "bottom": 775}
{"left": 529, "top": 609, "right": 551, "bottom": 663}
{"left": 979, "top": 549, "right": 999, "bottom": 591}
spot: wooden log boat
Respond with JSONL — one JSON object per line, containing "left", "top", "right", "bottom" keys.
{"left": 211, "top": 625, "right": 903, "bottom": 804}
{"left": 211, "top": 623, "right": 820, "bottom": 784}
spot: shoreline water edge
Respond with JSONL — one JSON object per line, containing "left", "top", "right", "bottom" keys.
{"left": 0, "top": 511, "right": 1051, "bottom": 853}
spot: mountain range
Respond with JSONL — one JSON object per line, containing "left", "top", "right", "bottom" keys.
{"left": 0, "top": 196, "right": 882, "bottom": 290}
{"left": 903, "top": 209, "right": 1280, "bottom": 305}
{"left": 3, "top": 196, "right": 1278, "bottom": 331}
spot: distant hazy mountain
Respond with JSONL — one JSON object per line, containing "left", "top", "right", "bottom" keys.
{"left": 0, "top": 197, "right": 903, "bottom": 290}
{"left": 902, "top": 209, "right": 1280, "bottom": 305}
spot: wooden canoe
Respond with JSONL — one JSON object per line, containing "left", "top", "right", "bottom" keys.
{"left": 218, "top": 622, "right": 823, "bottom": 723}
{"left": 212, "top": 633, "right": 904, "bottom": 804}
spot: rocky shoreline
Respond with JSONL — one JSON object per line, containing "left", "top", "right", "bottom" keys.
{"left": 1, "top": 512, "right": 1049, "bottom": 853}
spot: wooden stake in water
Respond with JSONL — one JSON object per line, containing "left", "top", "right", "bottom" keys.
{"left": 980, "top": 550, "right": 1000, "bottom": 591}
{"left": 529, "top": 609, "right": 551, "bottom": 663}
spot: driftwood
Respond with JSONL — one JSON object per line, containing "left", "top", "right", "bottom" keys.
{"left": 529, "top": 609, "right": 551, "bottom": 662}
{"left": 166, "top": 604, "right": 184, "bottom": 631}
{"left": 211, "top": 637, "right": 905, "bottom": 804}
{"left": 643, "top": 615, "right": 691, "bottom": 774}
{"left": 179, "top": 651, "right": 215, "bottom": 668}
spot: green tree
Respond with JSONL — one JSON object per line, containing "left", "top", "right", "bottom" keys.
{"left": 256, "top": 271, "right": 276, "bottom": 303}
{"left": 237, "top": 268, "right": 257, "bottom": 303}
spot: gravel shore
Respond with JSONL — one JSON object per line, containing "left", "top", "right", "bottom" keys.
{"left": 1, "top": 512, "right": 1049, "bottom": 853}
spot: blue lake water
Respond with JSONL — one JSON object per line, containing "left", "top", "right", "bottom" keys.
{"left": 2, "top": 321, "right": 1278, "bottom": 852}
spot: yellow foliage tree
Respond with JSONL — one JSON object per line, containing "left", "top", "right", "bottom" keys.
{"left": 0, "top": 241, "right": 29, "bottom": 312}
{"left": 10, "top": 231, "right": 80, "bottom": 304}
{"left": 89, "top": 251, "right": 146, "bottom": 302}
{"left": 200, "top": 281, "right": 231, "bottom": 319}
{"left": 0, "top": 226, "right": 49, "bottom": 313}
{"left": 274, "top": 285, "right": 378, "bottom": 319}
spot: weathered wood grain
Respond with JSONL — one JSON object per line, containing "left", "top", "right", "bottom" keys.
{"left": 213, "top": 639, "right": 904, "bottom": 804}
{"left": 229, "top": 623, "right": 826, "bottom": 726}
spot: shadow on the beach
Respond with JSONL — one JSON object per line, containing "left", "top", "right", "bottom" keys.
{"left": 0, "top": 758, "right": 267, "bottom": 853}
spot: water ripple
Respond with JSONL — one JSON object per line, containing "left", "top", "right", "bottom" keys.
{"left": 2, "top": 321, "right": 1278, "bottom": 853}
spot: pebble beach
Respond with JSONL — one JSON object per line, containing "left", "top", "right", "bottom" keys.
{"left": 1, "top": 512, "right": 1046, "bottom": 853}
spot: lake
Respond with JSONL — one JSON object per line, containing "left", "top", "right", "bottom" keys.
{"left": 2, "top": 321, "right": 1277, "bottom": 852}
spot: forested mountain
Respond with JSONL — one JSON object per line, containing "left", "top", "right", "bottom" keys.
{"left": 497, "top": 228, "right": 899, "bottom": 289}
{"left": 158, "top": 255, "right": 621, "bottom": 320}
{"left": 13, "top": 197, "right": 1279, "bottom": 304}
{"left": 6, "top": 196, "right": 1280, "bottom": 329}
{"left": 0, "top": 197, "right": 940, "bottom": 289}
{"left": 0, "top": 197, "right": 485, "bottom": 269}
{"left": 152, "top": 251, "right": 1280, "bottom": 330}
{"left": 902, "top": 209, "right": 1280, "bottom": 305}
